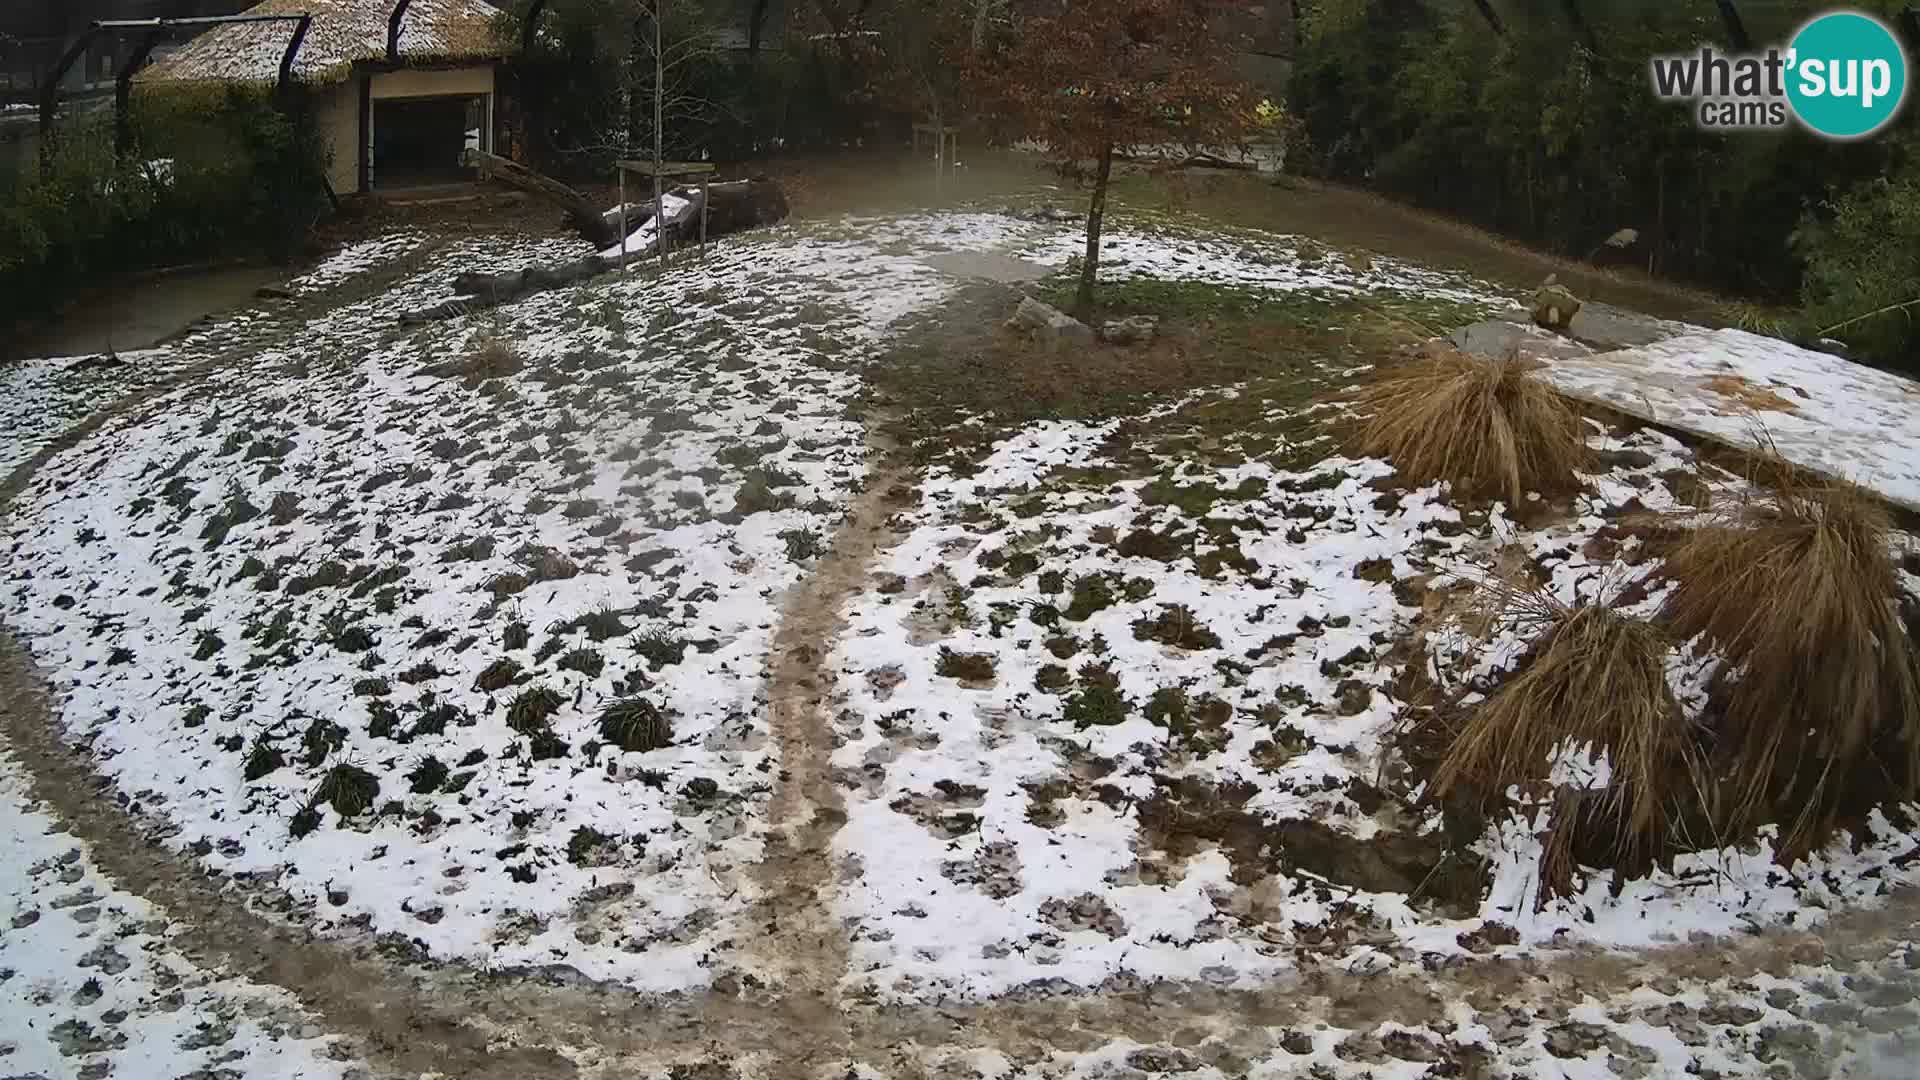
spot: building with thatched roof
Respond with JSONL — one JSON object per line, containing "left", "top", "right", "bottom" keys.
{"left": 139, "top": 0, "right": 509, "bottom": 195}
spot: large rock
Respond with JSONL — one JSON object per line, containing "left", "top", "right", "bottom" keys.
{"left": 1101, "top": 314, "right": 1159, "bottom": 346}
{"left": 1530, "top": 281, "right": 1583, "bottom": 334}
{"left": 1007, "top": 296, "right": 1095, "bottom": 346}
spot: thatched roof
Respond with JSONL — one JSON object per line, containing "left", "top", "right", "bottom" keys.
{"left": 139, "top": 0, "right": 506, "bottom": 87}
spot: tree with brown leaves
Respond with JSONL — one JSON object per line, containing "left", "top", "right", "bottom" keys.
{"left": 975, "top": 0, "right": 1259, "bottom": 314}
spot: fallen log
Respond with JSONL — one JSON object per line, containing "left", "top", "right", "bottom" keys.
{"left": 462, "top": 148, "right": 618, "bottom": 249}
{"left": 400, "top": 177, "right": 792, "bottom": 324}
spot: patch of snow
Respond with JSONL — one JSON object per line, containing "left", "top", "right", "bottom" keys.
{"left": 0, "top": 745, "right": 367, "bottom": 1079}
{"left": 289, "top": 232, "right": 427, "bottom": 294}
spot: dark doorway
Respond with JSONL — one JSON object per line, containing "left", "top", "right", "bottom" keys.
{"left": 372, "top": 95, "right": 481, "bottom": 189}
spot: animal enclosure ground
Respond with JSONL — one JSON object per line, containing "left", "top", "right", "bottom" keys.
{"left": 1, "top": 202, "right": 1918, "bottom": 1079}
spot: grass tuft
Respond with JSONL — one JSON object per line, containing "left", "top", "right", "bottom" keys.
{"left": 1353, "top": 349, "right": 1588, "bottom": 505}
{"left": 505, "top": 685, "right": 564, "bottom": 735}
{"left": 599, "top": 697, "right": 673, "bottom": 752}
{"left": 1430, "top": 584, "right": 1690, "bottom": 891}
{"left": 460, "top": 336, "right": 522, "bottom": 385}
{"left": 633, "top": 627, "right": 687, "bottom": 670}
{"left": 557, "top": 646, "right": 606, "bottom": 678}
{"left": 313, "top": 764, "right": 380, "bottom": 817}
{"left": 1661, "top": 475, "right": 1920, "bottom": 854}
{"left": 935, "top": 647, "right": 997, "bottom": 682}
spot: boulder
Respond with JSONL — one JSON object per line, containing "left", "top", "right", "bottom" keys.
{"left": 1530, "top": 282, "right": 1582, "bottom": 334}
{"left": 1007, "top": 296, "right": 1095, "bottom": 346}
{"left": 1101, "top": 314, "right": 1159, "bottom": 346}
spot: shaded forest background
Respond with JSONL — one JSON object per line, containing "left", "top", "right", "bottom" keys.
{"left": 1291, "top": 0, "right": 1920, "bottom": 364}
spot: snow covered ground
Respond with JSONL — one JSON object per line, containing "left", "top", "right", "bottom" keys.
{"left": 826, "top": 384, "right": 1920, "bottom": 1002}
{"left": 0, "top": 212, "right": 1052, "bottom": 993}
{"left": 1, "top": 349, "right": 185, "bottom": 478}
{"left": 0, "top": 747, "right": 369, "bottom": 1080}
{"left": 6, "top": 203, "right": 1920, "bottom": 1051}
{"left": 288, "top": 233, "right": 428, "bottom": 295}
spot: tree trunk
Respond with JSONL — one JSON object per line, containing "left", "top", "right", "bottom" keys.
{"left": 654, "top": 0, "right": 666, "bottom": 269}
{"left": 1714, "top": 1, "right": 1751, "bottom": 51}
{"left": 749, "top": 0, "right": 772, "bottom": 56}
{"left": 1076, "top": 140, "right": 1113, "bottom": 318}
{"left": 463, "top": 149, "right": 619, "bottom": 248}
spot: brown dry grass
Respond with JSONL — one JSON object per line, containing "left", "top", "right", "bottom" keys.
{"left": 461, "top": 336, "right": 522, "bottom": 385}
{"left": 1661, "top": 473, "right": 1920, "bottom": 854}
{"left": 1431, "top": 584, "right": 1694, "bottom": 888}
{"left": 1700, "top": 374, "right": 1800, "bottom": 414}
{"left": 1352, "top": 349, "right": 1590, "bottom": 505}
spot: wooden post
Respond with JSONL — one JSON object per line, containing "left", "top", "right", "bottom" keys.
{"left": 654, "top": 0, "right": 667, "bottom": 271}
{"left": 699, "top": 178, "right": 709, "bottom": 258}
{"left": 618, "top": 166, "right": 627, "bottom": 271}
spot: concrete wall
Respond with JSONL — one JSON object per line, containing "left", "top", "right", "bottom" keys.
{"left": 370, "top": 67, "right": 494, "bottom": 101}
{"left": 316, "top": 80, "right": 359, "bottom": 195}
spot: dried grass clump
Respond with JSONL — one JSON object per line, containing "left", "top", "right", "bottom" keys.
{"left": 1661, "top": 475, "right": 1920, "bottom": 853}
{"left": 1431, "top": 585, "right": 1694, "bottom": 886}
{"left": 461, "top": 336, "right": 522, "bottom": 385}
{"left": 1353, "top": 349, "right": 1589, "bottom": 505}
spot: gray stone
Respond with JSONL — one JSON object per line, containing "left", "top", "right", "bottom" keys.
{"left": 1530, "top": 283, "right": 1583, "bottom": 334}
{"left": 1100, "top": 315, "right": 1160, "bottom": 346}
{"left": 1006, "top": 297, "right": 1095, "bottom": 347}
{"left": 1865, "top": 1007, "right": 1919, "bottom": 1034}
{"left": 1036, "top": 892, "right": 1127, "bottom": 938}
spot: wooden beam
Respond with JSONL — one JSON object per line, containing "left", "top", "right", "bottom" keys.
{"left": 1468, "top": 0, "right": 1505, "bottom": 36}
{"left": 115, "top": 29, "right": 165, "bottom": 161}
{"left": 615, "top": 159, "right": 717, "bottom": 177}
{"left": 523, "top": 0, "right": 551, "bottom": 55}
{"left": 387, "top": 0, "right": 413, "bottom": 62}
{"left": 38, "top": 29, "right": 97, "bottom": 174}
{"left": 277, "top": 13, "right": 311, "bottom": 100}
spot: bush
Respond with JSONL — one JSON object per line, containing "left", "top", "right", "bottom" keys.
{"left": 1352, "top": 349, "right": 1588, "bottom": 505}
{"left": 1661, "top": 472, "right": 1920, "bottom": 855}
{"left": 1794, "top": 143, "right": 1920, "bottom": 367}
{"left": 1, "top": 85, "right": 327, "bottom": 330}
{"left": 1430, "top": 585, "right": 1689, "bottom": 902}
{"left": 1290, "top": 2, "right": 1904, "bottom": 308}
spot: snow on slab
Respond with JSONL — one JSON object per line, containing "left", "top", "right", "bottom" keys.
{"left": 2, "top": 212, "right": 1056, "bottom": 993}
{"left": 0, "top": 745, "right": 367, "bottom": 1079}
{"left": 1534, "top": 329, "right": 1920, "bottom": 512}
{"left": 599, "top": 194, "right": 693, "bottom": 260}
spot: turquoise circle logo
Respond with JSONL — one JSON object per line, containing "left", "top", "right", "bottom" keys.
{"left": 1787, "top": 11, "right": 1909, "bottom": 139}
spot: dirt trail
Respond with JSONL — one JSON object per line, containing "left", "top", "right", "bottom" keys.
{"left": 739, "top": 436, "right": 911, "bottom": 1069}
